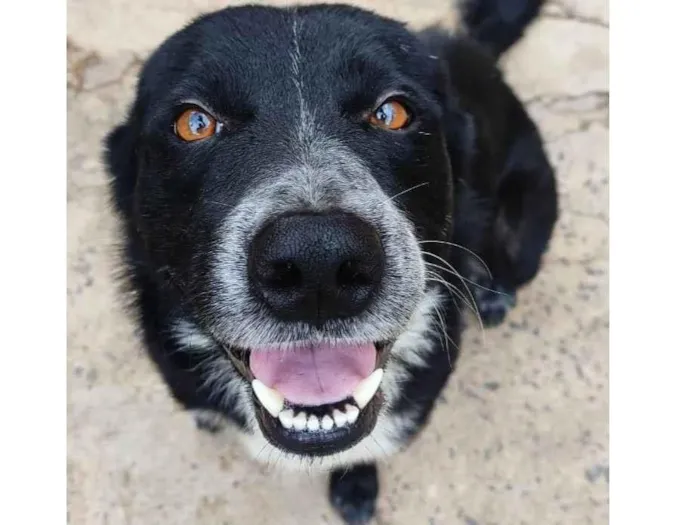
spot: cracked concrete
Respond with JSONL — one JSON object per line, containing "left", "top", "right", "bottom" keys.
{"left": 67, "top": 1, "right": 609, "bottom": 524}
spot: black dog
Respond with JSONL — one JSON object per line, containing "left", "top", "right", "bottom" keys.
{"left": 104, "top": 0, "right": 557, "bottom": 522}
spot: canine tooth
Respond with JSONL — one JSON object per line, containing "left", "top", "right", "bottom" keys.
{"left": 333, "top": 409, "right": 348, "bottom": 428}
{"left": 321, "top": 415, "right": 334, "bottom": 431}
{"left": 345, "top": 404, "right": 360, "bottom": 424}
{"left": 278, "top": 409, "right": 294, "bottom": 429}
{"left": 352, "top": 369, "right": 384, "bottom": 409}
{"left": 292, "top": 411, "right": 307, "bottom": 431}
{"left": 307, "top": 415, "right": 320, "bottom": 431}
{"left": 251, "top": 379, "right": 284, "bottom": 417}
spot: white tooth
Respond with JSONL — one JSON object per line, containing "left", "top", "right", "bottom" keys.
{"left": 321, "top": 415, "right": 334, "bottom": 431}
{"left": 307, "top": 415, "right": 320, "bottom": 431}
{"left": 345, "top": 404, "right": 360, "bottom": 425}
{"left": 333, "top": 409, "right": 348, "bottom": 428}
{"left": 352, "top": 369, "right": 384, "bottom": 409}
{"left": 292, "top": 411, "right": 307, "bottom": 431}
{"left": 278, "top": 409, "right": 294, "bottom": 429}
{"left": 251, "top": 379, "right": 284, "bottom": 417}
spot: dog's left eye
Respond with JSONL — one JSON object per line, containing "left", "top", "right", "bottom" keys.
{"left": 174, "top": 108, "right": 221, "bottom": 141}
{"left": 369, "top": 100, "right": 412, "bottom": 131}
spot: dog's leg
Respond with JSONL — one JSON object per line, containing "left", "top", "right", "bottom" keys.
{"left": 464, "top": 122, "right": 558, "bottom": 327}
{"left": 329, "top": 463, "right": 379, "bottom": 525}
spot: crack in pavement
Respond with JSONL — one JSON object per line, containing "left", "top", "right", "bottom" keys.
{"left": 525, "top": 91, "right": 609, "bottom": 111}
{"left": 546, "top": 117, "right": 609, "bottom": 144}
{"left": 567, "top": 210, "right": 609, "bottom": 225}
{"left": 67, "top": 38, "right": 144, "bottom": 95}
{"left": 546, "top": 2, "right": 609, "bottom": 28}
{"left": 543, "top": 12, "right": 609, "bottom": 28}
{"left": 80, "top": 55, "right": 144, "bottom": 94}
{"left": 67, "top": 39, "right": 100, "bottom": 93}
{"left": 524, "top": 91, "right": 609, "bottom": 139}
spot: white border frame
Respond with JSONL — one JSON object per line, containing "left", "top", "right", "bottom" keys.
{"left": 1, "top": 0, "right": 67, "bottom": 521}
{"left": 612, "top": 0, "right": 700, "bottom": 523}
{"left": 1, "top": 0, "right": 699, "bottom": 523}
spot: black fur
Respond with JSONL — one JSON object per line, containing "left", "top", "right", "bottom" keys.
{"left": 461, "top": 0, "right": 546, "bottom": 58}
{"left": 330, "top": 464, "right": 379, "bottom": 525}
{"left": 104, "top": 1, "right": 556, "bottom": 523}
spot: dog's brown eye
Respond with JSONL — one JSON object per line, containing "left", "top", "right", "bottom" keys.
{"left": 174, "top": 108, "right": 218, "bottom": 141}
{"left": 369, "top": 100, "right": 411, "bottom": 130}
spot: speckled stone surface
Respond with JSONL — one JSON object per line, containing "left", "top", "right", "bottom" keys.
{"left": 67, "top": 1, "right": 609, "bottom": 523}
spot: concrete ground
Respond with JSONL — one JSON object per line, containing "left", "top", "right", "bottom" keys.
{"left": 67, "top": 1, "right": 609, "bottom": 523}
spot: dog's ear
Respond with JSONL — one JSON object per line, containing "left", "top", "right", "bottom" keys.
{"left": 443, "top": 104, "right": 478, "bottom": 183}
{"left": 103, "top": 103, "right": 142, "bottom": 218}
{"left": 417, "top": 27, "right": 479, "bottom": 186}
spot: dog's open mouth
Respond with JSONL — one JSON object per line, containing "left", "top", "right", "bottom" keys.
{"left": 227, "top": 341, "right": 392, "bottom": 456}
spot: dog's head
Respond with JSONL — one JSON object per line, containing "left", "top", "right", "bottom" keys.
{"left": 107, "top": 5, "right": 464, "bottom": 465}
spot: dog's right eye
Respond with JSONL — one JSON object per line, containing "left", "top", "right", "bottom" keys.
{"left": 174, "top": 108, "right": 220, "bottom": 142}
{"left": 368, "top": 99, "right": 412, "bottom": 131}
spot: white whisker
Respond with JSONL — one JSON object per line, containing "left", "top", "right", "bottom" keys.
{"left": 418, "top": 239, "right": 493, "bottom": 281}
{"left": 422, "top": 251, "right": 486, "bottom": 337}
{"left": 431, "top": 300, "right": 455, "bottom": 369}
{"left": 380, "top": 182, "right": 430, "bottom": 206}
{"left": 425, "top": 268, "right": 487, "bottom": 346}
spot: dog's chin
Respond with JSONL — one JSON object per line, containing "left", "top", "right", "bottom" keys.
{"left": 226, "top": 340, "right": 394, "bottom": 457}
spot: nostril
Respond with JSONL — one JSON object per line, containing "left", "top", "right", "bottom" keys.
{"left": 336, "top": 260, "right": 372, "bottom": 288}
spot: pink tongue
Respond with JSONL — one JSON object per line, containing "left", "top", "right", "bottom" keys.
{"left": 249, "top": 343, "right": 376, "bottom": 406}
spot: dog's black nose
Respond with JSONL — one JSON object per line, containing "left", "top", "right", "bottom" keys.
{"left": 249, "top": 213, "right": 384, "bottom": 324}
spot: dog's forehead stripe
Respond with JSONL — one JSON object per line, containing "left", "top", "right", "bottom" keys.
{"left": 290, "top": 12, "right": 315, "bottom": 148}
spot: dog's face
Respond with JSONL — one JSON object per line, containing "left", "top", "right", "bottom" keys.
{"left": 111, "top": 5, "right": 458, "bottom": 463}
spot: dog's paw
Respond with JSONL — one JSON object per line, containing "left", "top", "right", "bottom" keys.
{"left": 471, "top": 281, "right": 516, "bottom": 327}
{"left": 193, "top": 410, "right": 226, "bottom": 434}
{"left": 329, "top": 464, "right": 379, "bottom": 525}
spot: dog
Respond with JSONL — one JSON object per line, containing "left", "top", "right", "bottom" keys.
{"left": 104, "top": 0, "right": 558, "bottom": 522}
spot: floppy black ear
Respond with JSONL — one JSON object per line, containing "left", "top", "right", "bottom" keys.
{"left": 103, "top": 108, "right": 140, "bottom": 220}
